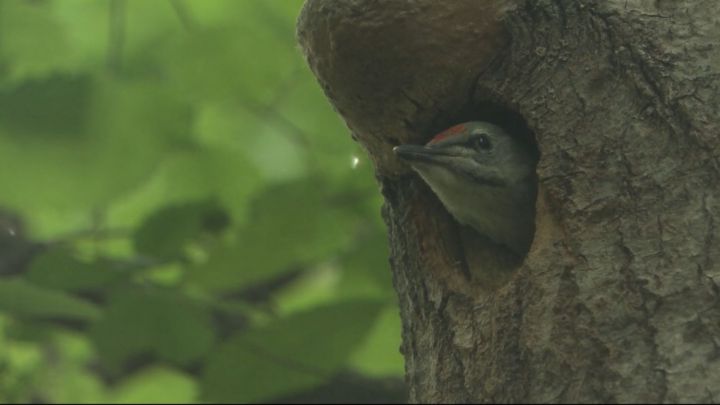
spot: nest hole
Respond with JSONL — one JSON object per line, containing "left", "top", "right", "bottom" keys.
{"left": 427, "top": 102, "right": 540, "bottom": 287}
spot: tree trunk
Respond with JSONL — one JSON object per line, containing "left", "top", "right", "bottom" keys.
{"left": 296, "top": 0, "right": 720, "bottom": 403}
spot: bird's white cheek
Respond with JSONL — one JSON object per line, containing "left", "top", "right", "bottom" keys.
{"left": 412, "top": 164, "right": 458, "bottom": 193}
{"left": 412, "top": 165, "right": 470, "bottom": 216}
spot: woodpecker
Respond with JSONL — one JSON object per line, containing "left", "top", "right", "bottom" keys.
{"left": 393, "top": 121, "right": 537, "bottom": 256}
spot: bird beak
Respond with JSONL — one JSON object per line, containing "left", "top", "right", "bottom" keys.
{"left": 393, "top": 144, "right": 453, "bottom": 164}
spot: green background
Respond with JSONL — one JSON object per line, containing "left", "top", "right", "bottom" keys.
{"left": 0, "top": 0, "right": 404, "bottom": 402}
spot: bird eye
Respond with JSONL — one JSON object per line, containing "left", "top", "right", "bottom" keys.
{"left": 472, "top": 134, "right": 492, "bottom": 150}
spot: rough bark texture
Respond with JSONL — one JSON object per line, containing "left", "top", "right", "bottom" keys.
{"left": 297, "top": 0, "right": 720, "bottom": 403}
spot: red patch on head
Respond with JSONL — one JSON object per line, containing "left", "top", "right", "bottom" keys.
{"left": 428, "top": 123, "right": 467, "bottom": 145}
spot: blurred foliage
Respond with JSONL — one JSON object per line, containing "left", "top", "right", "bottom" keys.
{"left": 0, "top": 0, "right": 404, "bottom": 403}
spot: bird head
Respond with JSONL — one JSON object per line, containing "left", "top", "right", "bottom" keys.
{"left": 393, "top": 121, "right": 536, "bottom": 187}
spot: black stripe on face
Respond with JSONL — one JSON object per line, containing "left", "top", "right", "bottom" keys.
{"left": 393, "top": 144, "right": 455, "bottom": 163}
{"left": 448, "top": 161, "right": 506, "bottom": 187}
{"left": 395, "top": 145, "right": 506, "bottom": 188}
{"left": 465, "top": 171, "right": 506, "bottom": 187}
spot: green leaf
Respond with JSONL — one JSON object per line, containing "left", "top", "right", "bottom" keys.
{"left": 108, "top": 366, "right": 197, "bottom": 404}
{"left": 187, "top": 0, "right": 303, "bottom": 41}
{"left": 40, "top": 367, "right": 106, "bottom": 404}
{"left": 27, "top": 247, "right": 130, "bottom": 292}
{"left": 158, "top": 22, "right": 299, "bottom": 104}
{"left": 349, "top": 305, "right": 405, "bottom": 377}
{"left": 29, "top": 331, "right": 106, "bottom": 403}
{"left": 201, "top": 299, "right": 385, "bottom": 403}
{"left": 0, "top": 0, "right": 76, "bottom": 84}
{"left": 90, "top": 288, "right": 214, "bottom": 371}
{"left": 186, "top": 180, "right": 359, "bottom": 292}
{"left": 105, "top": 146, "right": 262, "bottom": 234}
{"left": 194, "top": 102, "right": 308, "bottom": 182}
{"left": 275, "top": 75, "right": 359, "bottom": 179}
{"left": 0, "top": 75, "right": 91, "bottom": 137}
{"left": 274, "top": 266, "right": 344, "bottom": 315}
{"left": 133, "top": 200, "right": 229, "bottom": 261}
{"left": 0, "top": 76, "right": 193, "bottom": 238}
{"left": 0, "top": 279, "right": 100, "bottom": 321}
{"left": 335, "top": 229, "right": 396, "bottom": 300}
{"left": 0, "top": 321, "right": 44, "bottom": 403}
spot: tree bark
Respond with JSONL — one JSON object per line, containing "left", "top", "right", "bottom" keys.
{"left": 297, "top": 0, "right": 720, "bottom": 403}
